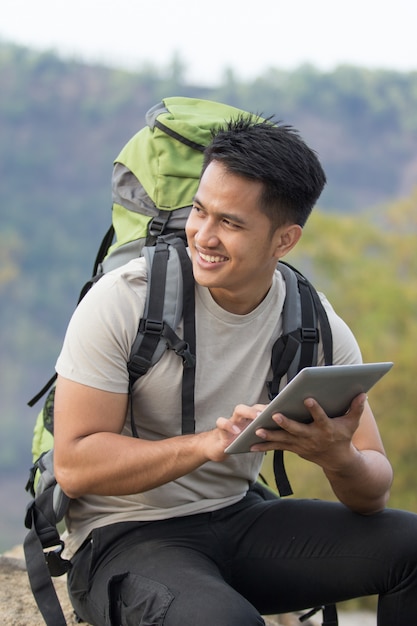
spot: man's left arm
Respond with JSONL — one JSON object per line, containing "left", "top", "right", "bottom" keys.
{"left": 251, "top": 393, "right": 393, "bottom": 514}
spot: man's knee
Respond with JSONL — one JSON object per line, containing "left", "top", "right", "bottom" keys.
{"left": 164, "top": 586, "right": 265, "bottom": 626}
{"left": 108, "top": 573, "right": 265, "bottom": 626}
{"left": 108, "top": 570, "right": 264, "bottom": 626}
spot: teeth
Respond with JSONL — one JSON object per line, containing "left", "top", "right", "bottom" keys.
{"left": 200, "top": 252, "right": 226, "bottom": 263}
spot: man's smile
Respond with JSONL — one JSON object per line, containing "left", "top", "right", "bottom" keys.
{"left": 198, "top": 251, "right": 229, "bottom": 264}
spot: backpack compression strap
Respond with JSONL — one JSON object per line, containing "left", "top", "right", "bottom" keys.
{"left": 24, "top": 451, "right": 71, "bottom": 626}
{"left": 24, "top": 490, "right": 70, "bottom": 626}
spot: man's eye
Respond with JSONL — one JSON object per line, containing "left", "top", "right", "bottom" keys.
{"left": 223, "top": 219, "right": 240, "bottom": 229}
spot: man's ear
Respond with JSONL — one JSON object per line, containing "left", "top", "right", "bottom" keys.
{"left": 272, "top": 224, "right": 303, "bottom": 259}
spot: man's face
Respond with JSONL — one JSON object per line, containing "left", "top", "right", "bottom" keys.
{"left": 186, "top": 161, "right": 284, "bottom": 314}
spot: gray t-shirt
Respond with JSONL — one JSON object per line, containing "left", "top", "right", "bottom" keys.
{"left": 56, "top": 257, "right": 362, "bottom": 556}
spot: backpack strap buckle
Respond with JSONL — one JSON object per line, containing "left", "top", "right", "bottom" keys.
{"left": 128, "top": 353, "right": 153, "bottom": 378}
{"left": 141, "top": 318, "right": 164, "bottom": 335}
{"left": 25, "top": 463, "right": 38, "bottom": 497}
{"left": 148, "top": 210, "right": 172, "bottom": 238}
{"left": 172, "top": 339, "right": 196, "bottom": 368}
{"left": 300, "top": 327, "right": 319, "bottom": 342}
{"left": 45, "top": 541, "right": 72, "bottom": 577}
{"left": 128, "top": 318, "right": 166, "bottom": 379}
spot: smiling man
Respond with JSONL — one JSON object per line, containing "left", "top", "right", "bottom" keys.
{"left": 53, "top": 115, "right": 417, "bottom": 625}
{"left": 187, "top": 161, "right": 301, "bottom": 314}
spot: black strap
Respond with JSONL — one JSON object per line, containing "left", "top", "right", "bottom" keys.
{"left": 273, "top": 445, "right": 293, "bottom": 497}
{"left": 309, "top": 285, "right": 333, "bottom": 366}
{"left": 267, "top": 268, "right": 321, "bottom": 401}
{"left": 24, "top": 489, "right": 71, "bottom": 626}
{"left": 268, "top": 330, "right": 308, "bottom": 400}
{"left": 175, "top": 239, "right": 196, "bottom": 434}
{"left": 300, "top": 604, "right": 338, "bottom": 625}
{"left": 28, "top": 373, "right": 57, "bottom": 408}
{"left": 297, "top": 276, "right": 320, "bottom": 371}
{"left": 322, "top": 603, "right": 339, "bottom": 625}
{"left": 280, "top": 261, "right": 333, "bottom": 367}
{"left": 153, "top": 119, "right": 206, "bottom": 152}
{"left": 92, "top": 223, "right": 115, "bottom": 276}
{"left": 128, "top": 241, "right": 170, "bottom": 382}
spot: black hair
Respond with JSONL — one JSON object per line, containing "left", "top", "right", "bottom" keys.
{"left": 202, "top": 115, "right": 326, "bottom": 228}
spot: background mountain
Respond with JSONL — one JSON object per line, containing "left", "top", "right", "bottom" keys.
{"left": 1, "top": 42, "right": 416, "bottom": 552}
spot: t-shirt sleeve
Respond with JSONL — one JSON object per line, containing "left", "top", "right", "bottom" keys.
{"left": 318, "top": 293, "right": 363, "bottom": 365}
{"left": 56, "top": 261, "right": 147, "bottom": 393}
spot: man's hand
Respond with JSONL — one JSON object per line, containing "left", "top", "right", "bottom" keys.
{"left": 206, "top": 404, "right": 267, "bottom": 462}
{"left": 250, "top": 393, "right": 366, "bottom": 471}
{"left": 248, "top": 392, "right": 393, "bottom": 514}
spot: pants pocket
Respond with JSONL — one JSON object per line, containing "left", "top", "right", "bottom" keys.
{"left": 108, "top": 572, "right": 174, "bottom": 626}
{"left": 68, "top": 537, "right": 94, "bottom": 600}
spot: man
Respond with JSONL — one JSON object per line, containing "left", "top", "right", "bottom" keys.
{"left": 54, "top": 117, "right": 417, "bottom": 625}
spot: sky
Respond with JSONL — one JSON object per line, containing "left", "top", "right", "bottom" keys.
{"left": 1, "top": 0, "right": 417, "bottom": 85}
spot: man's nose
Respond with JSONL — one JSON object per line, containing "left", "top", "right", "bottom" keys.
{"left": 195, "top": 218, "right": 220, "bottom": 247}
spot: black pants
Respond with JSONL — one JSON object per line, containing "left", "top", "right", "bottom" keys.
{"left": 68, "top": 490, "right": 417, "bottom": 626}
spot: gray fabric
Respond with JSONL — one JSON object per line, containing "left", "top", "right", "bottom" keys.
{"left": 112, "top": 163, "right": 157, "bottom": 216}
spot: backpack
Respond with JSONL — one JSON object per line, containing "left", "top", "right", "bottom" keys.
{"left": 24, "top": 97, "right": 336, "bottom": 626}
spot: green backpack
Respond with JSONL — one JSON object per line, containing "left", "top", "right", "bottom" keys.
{"left": 24, "top": 96, "right": 335, "bottom": 626}
{"left": 28, "top": 96, "right": 258, "bottom": 463}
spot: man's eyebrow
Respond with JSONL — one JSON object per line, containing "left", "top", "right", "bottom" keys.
{"left": 192, "top": 195, "right": 248, "bottom": 226}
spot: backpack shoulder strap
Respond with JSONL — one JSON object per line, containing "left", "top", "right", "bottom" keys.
{"left": 127, "top": 234, "right": 196, "bottom": 436}
{"left": 270, "top": 261, "right": 333, "bottom": 496}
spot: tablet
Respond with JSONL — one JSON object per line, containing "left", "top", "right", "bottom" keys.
{"left": 224, "top": 362, "right": 393, "bottom": 454}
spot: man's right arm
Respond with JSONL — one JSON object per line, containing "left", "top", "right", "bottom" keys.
{"left": 53, "top": 375, "right": 241, "bottom": 498}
